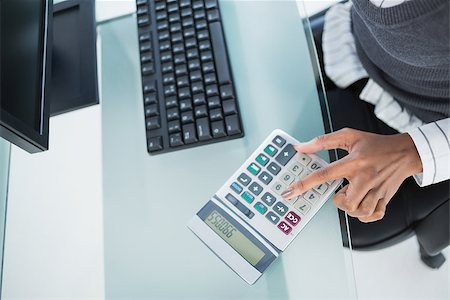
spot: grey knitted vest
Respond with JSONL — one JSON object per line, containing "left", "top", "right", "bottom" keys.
{"left": 351, "top": 0, "right": 449, "bottom": 123}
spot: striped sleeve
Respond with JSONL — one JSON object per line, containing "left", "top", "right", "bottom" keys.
{"left": 407, "top": 118, "right": 450, "bottom": 186}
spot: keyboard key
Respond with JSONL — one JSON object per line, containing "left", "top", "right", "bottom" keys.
{"left": 185, "top": 38, "right": 197, "bottom": 48}
{"left": 145, "top": 104, "right": 159, "bottom": 117}
{"left": 163, "top": 73, "right": 175, "bottom": 85}
{"left": 198, "top": 30, "right": 209, "bottom": 40}
{"left": 177, "top": 76, "right": 189, "bottom": 88}
{"left": 194, "top": 10, "right": 206, "bottom": 20}
{"left": 157, "top": 20, "right": 169, "bottom": 31}
{"left": 169, "top": 13, "right": 181, "bottom": 23}
{"left": 304, "top": 190, "right": 319, "bottom": 204}
{"left": 159, "top": 40, "right": 171, "bottom": 51}
{"left": 158, "top": 30, "right": 170, "bottom": 41}
{"left": 285, "top": 211, "right": 301, "bottom": 227}
{"left": 247, "top": 163, "right": 260, "bottom": 176}
{"left": 165, "top": 96, "right": 177, "bottom": 108}
{"left": 207, "top": 9, "right": 220, "bottom": 22}
{"left": 170, "top": 23, "right": 182, "bottom": 34}
{"left": 146, "top": 117, "right": 161, "bottom": 130}
{"left": 206, "top": 84, "right": 219, "bottom": 97}
{"left": 139, "top": 32, "right": 151, "bottom": 42}
{"left": 188, "top": 59, "right": 201, "bottom": 71}
{"left": 258, "top": 171, "right": 273, "bottom": 185}
{"left": 184, "top": 28, "right": 196, "bottom": 39}
{"left": 164, "top": 84, "right": 176, "bottom": 97}
{"left": 187, "top": 48, "right": 199, "bottom": 59}
{"left": 181, "top": 8, "right": 192, "bottom": 18}
{"left": 271, "top": 181, "right": 286, "bottom": 195}
{"left": 203, "top": 62, "right": 215, "bottom": 73}
{"left": 223, "top": 100, "right": 238, "bottom": 115}
{"left": 182, "top": 17, "right": 194, "bottom": 28}
{"left": 204, "top": 73, "right": 216, "bottom": 84}
{"left": 230, "top": 182, "right": 243, "bottom": 194}
{"left": 294, "top": 199, "right": 311, "bottom": 215}
{"left": 193, "top": 93, "right": 206, "bottom": 105}
{"left": 280, "top": 171, "right": 295, "bottom": 185}
{"left": 272, "top": 135, "right": 286, "bottom": 147}
{"left": 237, "top": 173, "right": 251, "bottom": 186}
{"left": 181, "top": 111, "right": 194, "bottom": 124}
{"left": 199, "top": 40, "right": 211, "bottom": 51}
{"left": 174, "top": 54, "right": 186, "bottom": 65}
{"left": 225, "top": 114, "right": 242, "bottom": 135}
{"left": 225, "top": 193, "right": 239, "bottom": 206}
{"left": 169, "top": 133, "right": 184, "bottom": 147}
{"left": 277, "top": 221, "right": 292, "bottom": 235}
{"left": 314, "top": 183, "right": 328, "bottom": 195}
{"left": 179, "top": 99, "right": 192, "bottom": 111}
{"left": 241, "top": 191, "right": 254, "bottom": 204}
{"left": 144, "top": 93, "right": 157, "bottom": 105}
{"left": 264, "top": 145, "right": 278, "bottom": 157}
{"left": 138, "top": 16, "right": 150, "bottom": 27}
{"left": 168, "top": 120, "right": 181, "bottom": 133}
{"left": 209, "top": 22, "right": 231, "bottom": 84}
{"left": 267, "top": 162, "right": 281, "bottom": 176}
{"left": 220, "top": 84, "right": 234, "bottom": 100}
{"left": 148, "top": 136, "right": 163, "bottom": 152}
{"left": 183, "top": 123, "right": 197, "bottom": 144}
{"left": 192, "top": 81, "right": 204, "bottom": 94}
{"left": 194, "top": 105, "right": 208, "bottom": 118}
{"left": 266, "top": 211, "right": 280, "bottom": 224}
{"left": 209, "top": 108, "right": 223, "bottom": 121}
{"left": 275, "top": 144, "right": 296, "bottom": 166}
{"left": 175, "top": 64, "right": 188, "bottom": 76}
{"left": 205, "top": 0, "right": 218, "bottom": 10}
{"left": 211, "top": 121, "right": 227, "bottom": 138}
{"left": 254, "top": 202, "right": 267, "bottom": 214}
{"left": 173, "top": 43, "right": 185, "bottom": 54}
{"left": 296, "top": 153, "right": 312, "bottom": 166}
{"left": 196, "top": 117, "right": 212, "bottom": 141}
{"left": 249, "top": 182, "right": 263, "bottom": 196}
{"left": 192, "top": 0, "right": 204, "bottom": 10}
{"left": 167, "top": 108, "right": 179, "bottom": 121}
{"left": 273, "top": 202, "right": 288, "bottom": 217}
{"left": 208, "top": 96, "right": 221, "bottom": 109}
{"left": 190, "top": 70, "right": 202, "bottom": 82}
{"left": 162, "top": 62, "right": 174, "bottom": 73}
{"left": 201, "top": 51, "right": 213, "bottom": 63}
{"left": 143, "top": 82, "right": 156, "bottom": 93}
{"left": 196, "top": 19, "right": 207, "bottom": 30}
{"left": 261, "top": 192, "right": 276, "bottom": 206}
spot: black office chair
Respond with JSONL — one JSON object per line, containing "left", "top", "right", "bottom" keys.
{"left": 308, "top": 5, "right": 449, "bottom": 269}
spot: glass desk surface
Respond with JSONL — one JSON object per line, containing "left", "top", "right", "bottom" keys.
{"left": 98, "top": 1, "right": 356, "bottom": 299}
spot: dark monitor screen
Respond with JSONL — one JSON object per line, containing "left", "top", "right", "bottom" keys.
{"left": 0, "top": 0, "right": 51, "bottom": 152}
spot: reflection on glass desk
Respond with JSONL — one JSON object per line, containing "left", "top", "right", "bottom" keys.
{"left": 98, "top": 1, "right": 357, "bottom": 299}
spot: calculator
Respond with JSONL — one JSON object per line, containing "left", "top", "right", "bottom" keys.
{"left": 187, "top": 129, "right": 343, "bottom": 284}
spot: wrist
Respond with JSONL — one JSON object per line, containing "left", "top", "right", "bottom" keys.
{"left": 399, "top": 133, "right": 423, "bottom": 175}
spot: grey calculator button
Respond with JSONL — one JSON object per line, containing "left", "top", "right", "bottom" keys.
{"left": 258, "top": 171, "right": 273, "bottom": 185}
{"left": 275, "top": 144, "right": 296, "bottom": 166}
{"left": 296, "top": 153, "right": 312, "bottom": 166}
{"left": 308, "top": 161, "right": 322, "bottom": 172}
{"left": 304, "top": 190, "right": 319, "bottom": 204}
{"left": 238, "top": 173, "right": 251, "bottom": 186}
{"left": 267, "top": 162, "right": 281, "bottom": 175}
{"left": 249, "top": 182, "right": 263, "bottom": 196}
{"left": 235, "top": 200, "right": 251, "bottom": 216}
{"left": 272, "top": 135, "right": 286, "bottom": 147}
{"left": 261, "top": 192, "right": 276, "bottom": 206}
{"left": 280, "top": 171, "right": 295, "bottom": 185}
{"left": 273, "top": 201, "right": 288, "bottom": 216}
{"left": 266, "top": 211, "right": 280, "bottom": 224}
{"left": 225, "top": 193, "right": 238, "bottom": 206}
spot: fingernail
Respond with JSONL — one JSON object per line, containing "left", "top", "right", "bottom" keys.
{"left": 281, "top": 188, "right": 294, "bottom": 199}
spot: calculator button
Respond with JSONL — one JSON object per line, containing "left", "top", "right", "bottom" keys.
{"left": 277, "top": 221, "right": 292, "bottom": 235}
{"left": 237, "top": 173, "right": 251, "bottom": 186}
{"left": 235, "top": 200, "right": 252, "bottom": 218}
{"left": 230, "top": 182, "right": 243, "bottom": 194}
{"left": 304, "top": 190, "right": 319, "bottom": 204}
{"left": 294, "top": 199, "right": 311, "bottom": 215}
{"left": 275, "top": 144, "right": 296, "bottom": 166}
{"left": 249, "top": 182, "right": 263, "bottom": 196}
{"left": 247, "top": 163, "right": 261, "bottom": 175}
{"left": 254, "top": 202, "right": 267, "bottom": 214}
{"left": 285, "top": 211, "right": 301, "bottom": 227}
{"left": 267, "top": 162, "right": 281, "bottom": 175}
{"left": 296, "top": 153, "right": 312, "bottom": 166}
{"left": 261, "top": 192, "right": 276, "bottom": 206}
{"left": 271, "top": 181, "right": 286, "bottom": 195}
{"left": 256, "top": 153, "right": 269, "bottom": 166}
{"left": 272, "top": 135, "right": 286, "bottom": 147}
{"left": 273, "top": 201, "right": 288, "bottom": 216}
{"left": 241, "top": 191, "right": 254, "bottom": 204}
{"left": 313, "top": 183, "right": 328, "bottom": 195}
{"left": 280, "top": 171, "right": 295, "bottom": 185}
{"left": 225, "top": 193, "right": 239, "bottom": 206}
{"left": 288, "top": 161, "right": 304, "bottom": 176}
{"left": 258, "top": 171, "right": 273, "bottom": 185}
{"left": 264, "top": 145, "right": 278, "bottom": 157}
{"left": 308, "top": 161, "right": 322, "bottom": 172}
{"left": 266, "top": 211, "right": 280, "bottom": 224}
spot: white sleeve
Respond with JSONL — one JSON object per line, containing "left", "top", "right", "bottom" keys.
{"left": 407, "top": 118, "right": 450, "bottom": 187}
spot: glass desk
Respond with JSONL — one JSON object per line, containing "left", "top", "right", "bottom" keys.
{"left": 98, "top": 1, "right": 357, "bottom": 299}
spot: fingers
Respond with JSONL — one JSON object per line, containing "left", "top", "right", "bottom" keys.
{"left": 282, "top": 156, "right": 351, "bottom": 200}
{"left": 294, "top": 128, "right": 359, "bottom": 154}
{"left": 358, "top": 199, "right": 387, "bottom": 223}
{"left": 332, "top": 179, "right": 371, "bottom": 217}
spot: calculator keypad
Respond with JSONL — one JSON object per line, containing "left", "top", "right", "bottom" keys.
{"left": 224, "top": 134, "right": 333, "bottom": 237}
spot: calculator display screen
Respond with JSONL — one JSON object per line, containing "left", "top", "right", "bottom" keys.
{"left": 204, "top": 210, "right": 265, "bottom": 266}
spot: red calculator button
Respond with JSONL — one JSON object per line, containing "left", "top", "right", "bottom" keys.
{"left": 285, "top": 211, "right": 301, "bottom": 226}
{"left": 277, "top": 221, "right": 292, "bottom": 235}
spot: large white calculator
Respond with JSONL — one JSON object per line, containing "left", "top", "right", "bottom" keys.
{"left": 188, "top": 129, "right": 343, "bottom": 284}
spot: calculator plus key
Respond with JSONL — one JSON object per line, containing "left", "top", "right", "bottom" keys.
{"left": 275, "top": 144, "right": 296, "bottom": 166}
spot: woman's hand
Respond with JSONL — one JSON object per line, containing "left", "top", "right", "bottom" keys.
{"left": 281, "top": 128, "right": 423, "bottom": 223}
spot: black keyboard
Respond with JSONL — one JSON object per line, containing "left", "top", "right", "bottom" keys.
{"left": 136, "top": 0, "right": 244, "bottom": 155}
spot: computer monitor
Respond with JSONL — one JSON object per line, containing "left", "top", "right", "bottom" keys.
{"left": 0, "top": 0, "right": 53, "bottom": 153}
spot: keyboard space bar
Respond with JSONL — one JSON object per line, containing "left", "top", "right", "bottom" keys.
{"left": 209, "top": 22, "right": 231, "bottom": 85}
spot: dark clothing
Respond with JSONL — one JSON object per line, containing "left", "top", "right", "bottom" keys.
{"left": 351, "top": 0, "right": 450, "bottom": 123}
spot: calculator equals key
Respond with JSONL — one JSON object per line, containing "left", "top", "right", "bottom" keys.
{"left": 188, "top": 129, "right": 343, "bottom": 285}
